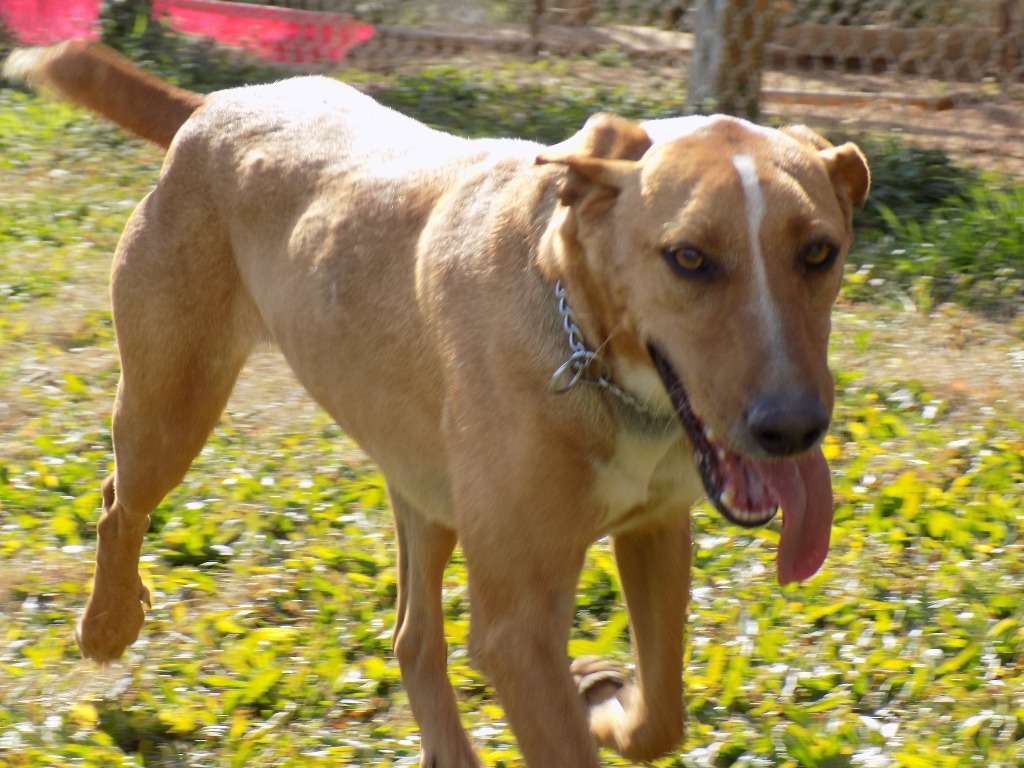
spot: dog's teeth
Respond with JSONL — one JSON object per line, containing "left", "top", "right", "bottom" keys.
{"left": 750, "top": 506, "right": 777, "bottom": 524}
{"left": 716, "top": 447, "right": 727, "bottom": 461}
{"left": 720, "top": 485, "right": 736, "bottom": 509}
{"left": 705, "top": 426, "right": 717, "bottom": 442}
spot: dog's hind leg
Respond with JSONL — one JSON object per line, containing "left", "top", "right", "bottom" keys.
{"left": 576, "top": 519, "right": 691, "bottom": 761}
{"left": 391, "top": 487, "right": 480, "bottom": 768}
{"left": 77, "top": 194, "right": 259, "bottom": 662}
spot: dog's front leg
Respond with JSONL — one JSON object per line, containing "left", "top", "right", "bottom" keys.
{"left": 465, "top": 536, "right": 600, "bottom": 768}
{"left": 454, "top": 455, "right": 602, "bottom": 767}
{"left": 576, "top": 519, "right": 691, "bottom": 762}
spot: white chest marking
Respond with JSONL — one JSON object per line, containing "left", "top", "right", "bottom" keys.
{"left": 592, "top": 429, "right": 701, "bottom": 535}
{"left": 731, "top": 154, "right": 789, "bottom": 367}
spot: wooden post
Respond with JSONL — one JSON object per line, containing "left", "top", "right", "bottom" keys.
{"left": 530, "top": 0, "right": 544, "bottom": 56}
{"left": 998, "top": 0, "right": 1023, "bottom": 84}
{"left": 686, "top": 0, "right": 774, "bottom": 119}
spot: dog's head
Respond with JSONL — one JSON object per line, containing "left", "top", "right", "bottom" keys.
{"left": 537, "top": 114, "right": 869, "bottom": 584}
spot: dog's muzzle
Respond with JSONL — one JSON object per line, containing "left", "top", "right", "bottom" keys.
{"left": 646, "top": 343, "right": 836, "bottom": 585}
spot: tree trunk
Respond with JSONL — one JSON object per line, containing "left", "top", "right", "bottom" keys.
{"left": 686, "top": 0, "right": 774, "bottom": 120}
{"left": 998, "top": 0, "right": 1023, "bottom": 83}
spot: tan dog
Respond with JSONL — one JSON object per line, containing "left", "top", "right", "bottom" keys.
{"left": 5, "top": 41, "right": 868, "bottom": 767}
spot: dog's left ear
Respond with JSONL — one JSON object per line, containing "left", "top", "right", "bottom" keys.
{"left": 782, "top": 124, "right": 870, "bottom": 212}
{"left": 820, "top": 142, "right": 870, "bottom": 210}
{"left": 536, "top": 113, "right": 652, "bottom": 206}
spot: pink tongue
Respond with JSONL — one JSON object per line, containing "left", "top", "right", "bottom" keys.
{"left": 754, "top": 448, "right": 834, "bottom": 585}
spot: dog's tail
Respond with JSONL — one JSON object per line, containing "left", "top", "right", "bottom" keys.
{"left": 3, "top": 40, "right": 204, "bottom": 149}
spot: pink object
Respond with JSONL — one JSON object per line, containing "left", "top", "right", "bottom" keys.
{"left": 152, "top": 0, "right": 374, "bottom": 63}
{"left": 0, "top": 0, "right": 101, "bottom": 44}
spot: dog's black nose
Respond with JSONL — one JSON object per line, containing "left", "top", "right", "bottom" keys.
{"left": 745, "top": 392, "right": 829, "bottom": 457}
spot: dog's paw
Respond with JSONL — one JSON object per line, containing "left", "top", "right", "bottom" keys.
{"left": 571, "top": 655, "right": 629, "bottom": 707}
{"left": 573, "top": 655, "right": 683, "bottom": 761}
{"left": 76, "top": 582, "right": 150, "bottom": 663}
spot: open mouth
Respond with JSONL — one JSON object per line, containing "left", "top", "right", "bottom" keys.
{"left": 647, "top": 344, "right": 778, "bottom": 528}
{"left": 647, "top": 343, "right": 837, "bottom": 585}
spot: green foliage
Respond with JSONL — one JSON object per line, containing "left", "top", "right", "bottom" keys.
{"left": 848, "top": 136, "right": 980, "bottom": 235}
{"left": 98, "top": 1, "right": 283, "bottom": 91}
{"left": 851, "top": 183, "right": 1024, "bottom": 315}
{"left": 1, "top": 81, "right": 1023, "bottom": 767}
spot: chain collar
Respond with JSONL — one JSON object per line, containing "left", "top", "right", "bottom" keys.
{"left": 548, "top": 280, "right": 655, "bottom": 415}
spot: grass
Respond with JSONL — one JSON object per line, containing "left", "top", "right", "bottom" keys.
{"left": 1, "top": 62, "right": 1023, "bottom": 768}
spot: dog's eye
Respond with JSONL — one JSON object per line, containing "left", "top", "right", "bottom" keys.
{"left": 801, "top": 240, "right": 839, "bottom": 272}
{"left": 662, "top": 245, "right": 711, "bottom": 279}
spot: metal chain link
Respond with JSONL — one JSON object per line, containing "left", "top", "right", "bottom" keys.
{"left": 548, "top": 281, "right": 655, "bottom": 415}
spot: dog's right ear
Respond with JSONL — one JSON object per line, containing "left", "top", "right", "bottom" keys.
{"left": 782, "top": 124, "right": 870, "bottom": 212}
{"left": 536, "top": 114, "right": 652, "bottom": 206}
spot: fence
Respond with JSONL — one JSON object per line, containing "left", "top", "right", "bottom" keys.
{"left": 352, "top": 0, "right": 1024, "bottom": 172}
{"left": 1, "top": 0, "right": 1022, "bottom": 172}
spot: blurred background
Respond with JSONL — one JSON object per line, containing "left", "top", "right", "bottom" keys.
{"left": 1, "top": 0, "right": 1021, "bottom": 172}
{"left": 1, "top": 3, "right": 1023, "bottom": 766}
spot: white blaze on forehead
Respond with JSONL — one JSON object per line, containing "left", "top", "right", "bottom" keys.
{"left": 731, "top": 153, "right": 788, "bottom": 366}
